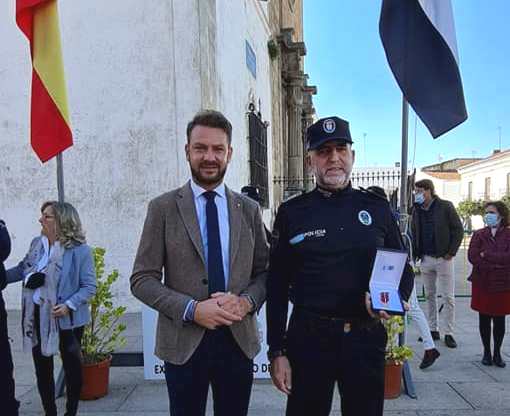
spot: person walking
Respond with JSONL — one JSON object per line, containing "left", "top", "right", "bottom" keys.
{"left": 366, "top": 186, "right": 440, "bottom": 370}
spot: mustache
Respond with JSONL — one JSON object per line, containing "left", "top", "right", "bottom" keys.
{"left": 199, "top": 162, "right": 220, "bottom": 168}
{"left": 326, "top": 167, "right": 345, "bottom": 173}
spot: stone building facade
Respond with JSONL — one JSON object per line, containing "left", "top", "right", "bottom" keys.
{"left": 268, "top": 0, "right": 317, "bottom": 209}
{"left": 0, "top": 0, "right": 274, "bottom": 310}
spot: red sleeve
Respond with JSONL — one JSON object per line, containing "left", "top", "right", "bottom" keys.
{"left": 483, "top": 230, "right": 510, "bottom": 265}
{"left": 468, "top": 231, "right": 485, "bottom": 266}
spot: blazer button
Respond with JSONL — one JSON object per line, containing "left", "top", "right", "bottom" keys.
{"left": 201, "top": 278, "right": 208, "bottom": 285}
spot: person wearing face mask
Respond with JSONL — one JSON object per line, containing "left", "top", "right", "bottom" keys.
{"left": 411, "top": 179, "right": 464, "bottom": 349}
{"left": 468, "top": 201, "right": 510, "bottom": 368}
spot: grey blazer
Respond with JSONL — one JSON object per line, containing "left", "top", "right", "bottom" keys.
{"left": 7, "top": 237, "right": 97, "bottom": 330}
{"left": 131, "top": 181, "right": 269, "bottom": 364}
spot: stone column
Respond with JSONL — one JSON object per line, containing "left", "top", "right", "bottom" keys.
{"left": 302, "top": 79, "right": 317, "bottom": 191}
{"left": 278, "top": 28, "right": 306, "bottom": 196}
{"left": 287, "top": 76, "right": 305, "bottom": 192}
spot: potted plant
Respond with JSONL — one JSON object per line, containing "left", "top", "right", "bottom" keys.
{"left": 80, "top": 247, "right": 127, "bottom": 400}
{"left": 384, "top": 315, "right": 413, "bottom": 399}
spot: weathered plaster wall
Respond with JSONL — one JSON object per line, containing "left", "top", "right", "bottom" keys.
{"left": 0, "top": 0, "right": 273, "bottom": 310}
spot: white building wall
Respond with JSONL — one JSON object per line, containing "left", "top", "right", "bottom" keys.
{"left": 459, "top": 155, "right": 510, "bottom": 202}
{"left": 216, "top": 0, "right": 273, "bottom": 223}
{"left": 415, "top": 171, "right": 462, "bottom": 207}
{"left": 0, "top": 0, "right": 273, "bottom": 310}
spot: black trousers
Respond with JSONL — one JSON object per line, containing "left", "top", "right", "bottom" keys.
{"left": 32, "top": 305, "right": 84, "bottom": 416}
{"left": 285, "top": 310, "right": 387, "bottom": 416}
{"left": 164, "top": 327, "right": 253, "bottom": 416}
{"left": 0, "top": 295, "right": 19, "bottom": 416}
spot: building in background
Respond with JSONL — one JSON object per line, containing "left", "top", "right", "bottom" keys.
{"left": 268, "top": 0, "right": 316, "bottom": 206}
{"left": 415, "top": 158, "right": 480, "bottom": 207}
{"left": 1, "top": 0, "right": 312, "bottom": 310}
{"left": 458, "top": 150, "right": 510, "bottom": 202}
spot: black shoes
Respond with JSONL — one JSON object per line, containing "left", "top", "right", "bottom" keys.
{"left": 482, "top": 351, "right": 506, "bottom": 367}
{"left": 482, "top": 351, "right": 492, "bottom": 366}
{"left": 444, "top": 334, "right": 457, "bottom": 348}
{"left": 418, "top": 333, "right": 456, "bottom": 348}
{"left": 493, "top": 353, "right": 506, "bottom": 368}
{"left": 420, "top": 348, "right": 441, "bottom": 369}
{"left": 418, "top": 330, "right": 440, "bottom": 343}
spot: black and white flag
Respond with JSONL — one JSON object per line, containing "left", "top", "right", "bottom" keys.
{"left": 380, "top": 0, "right": 468, "bottom": 138}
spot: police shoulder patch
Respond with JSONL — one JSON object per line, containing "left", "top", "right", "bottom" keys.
{"left": 358, "top": 210, "right": 372, "bottom": 226}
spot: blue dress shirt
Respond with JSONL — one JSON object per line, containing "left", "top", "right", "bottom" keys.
{"left": 184, "top": 180, "right": 231, "bottom": 321}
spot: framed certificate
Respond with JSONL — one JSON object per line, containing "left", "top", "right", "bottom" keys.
{"left": 369, "top": 248, "right": 408, "bottom": 315}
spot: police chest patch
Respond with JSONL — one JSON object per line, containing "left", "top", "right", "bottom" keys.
{"left": 289, "top": 229, "right": 326, "bottom": 245}
{"left": 358, "top": 210, "right": 372, "bottom": 226}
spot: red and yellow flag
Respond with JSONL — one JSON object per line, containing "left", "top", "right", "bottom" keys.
{"left": 16, "top": 0, "right": 73, "bottom": 163}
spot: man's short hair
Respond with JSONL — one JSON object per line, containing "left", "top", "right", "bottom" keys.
{"left": 415, "top": 179, "right": 435, "bottom": 196}
{"left": 186, "top": 110, "right": 232, "bottom": 144}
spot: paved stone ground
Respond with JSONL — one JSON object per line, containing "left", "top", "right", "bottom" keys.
{"left": 7, "top": 248, "right": 510, "bottom": 415}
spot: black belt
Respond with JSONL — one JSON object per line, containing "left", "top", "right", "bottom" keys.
{"left": 292, "top": 307, "right": 379, "bottom": 327}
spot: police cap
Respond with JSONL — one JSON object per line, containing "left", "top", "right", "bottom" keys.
{"left": 306, "top": 116, "right": 353, "bottom": 151}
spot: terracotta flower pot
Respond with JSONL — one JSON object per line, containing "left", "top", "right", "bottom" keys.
{"left": 384, "top": 359, "right": 402, "bottom": 399}
{"left": 80, "top": 355, "right": 112, "bottom": 400}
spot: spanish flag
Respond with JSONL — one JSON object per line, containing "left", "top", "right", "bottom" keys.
{"left": 17, "top": 0, "right": 73, "bottom": 163}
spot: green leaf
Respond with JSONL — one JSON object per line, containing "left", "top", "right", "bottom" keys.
{"left": 81, "top": 247, "right": 127, "bottom": 364}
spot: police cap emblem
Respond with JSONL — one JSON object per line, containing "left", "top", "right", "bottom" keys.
{"left": 358, "top": 210, "right": 372, "bottom": 226}
{"left": 323, "top": 118, "right": 336, "bottom": 133}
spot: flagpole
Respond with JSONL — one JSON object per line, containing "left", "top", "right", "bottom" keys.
{"left": 56, "top": 153, "right": 65, "bottom": 203}
{"left": 398, "top": 95, "right": 417, "bottom": 398}
{"left": 399, "top": 96, "right": 409, "bottom": 225}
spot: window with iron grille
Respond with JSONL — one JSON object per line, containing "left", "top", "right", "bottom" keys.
{"left": 248, "top": 111, "right": 269, "bottom": 208}
{"left": 484, "top": 177, "right": 491, "bottom": 200}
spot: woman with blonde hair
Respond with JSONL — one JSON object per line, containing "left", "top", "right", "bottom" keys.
{"left": 7, "top": 201, "right": 96, "bottom": 416}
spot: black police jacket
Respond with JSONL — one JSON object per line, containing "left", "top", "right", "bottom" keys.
{"left": 266, "top": 185, "right": 414, "bottom": 352}
{"left": 0, "top": 220, "right": 11, "bottom": 291}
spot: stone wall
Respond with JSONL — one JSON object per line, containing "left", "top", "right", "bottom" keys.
{"left": 0, "top": 0, "right": 272, "bottom": 310}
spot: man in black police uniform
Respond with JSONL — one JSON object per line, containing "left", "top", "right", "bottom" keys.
{"left": 266, "top": 116, "right": 414, "bottom": 416}
{"left": 0, "top": 220, "right": 19, "bottom": 415}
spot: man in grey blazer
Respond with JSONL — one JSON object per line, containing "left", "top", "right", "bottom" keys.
{"left": 131, "top": 110, "right": 269, "bottom": 416}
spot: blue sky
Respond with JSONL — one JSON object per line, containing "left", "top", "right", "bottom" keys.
{"left": 303, "top": 0, "right": 510, "bottom": 169}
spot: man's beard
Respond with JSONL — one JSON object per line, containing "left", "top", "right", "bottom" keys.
{"left": 314, "top": 167, "right": 351, "bottom": 190}
{"left": 190, "top": 162, "right": 228, "bottom": 187}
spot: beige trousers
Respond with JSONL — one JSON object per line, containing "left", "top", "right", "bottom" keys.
{"left": 420, "top": 255, "right": 455, "bottom": 336}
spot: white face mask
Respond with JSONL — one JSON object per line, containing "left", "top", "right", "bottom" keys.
{"left": 414, "top": 192, "right": 425, "bottom": 205}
